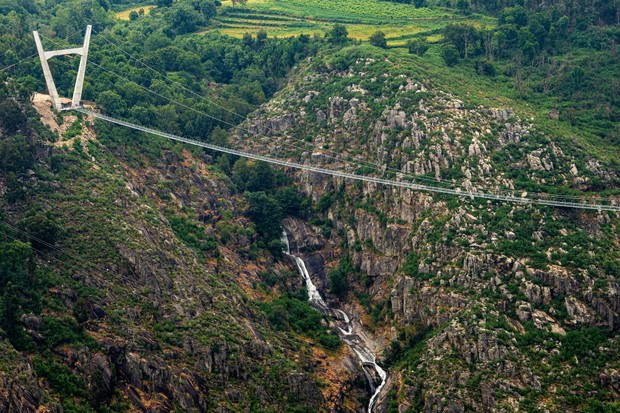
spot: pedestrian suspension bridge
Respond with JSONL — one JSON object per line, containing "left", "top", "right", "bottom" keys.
{"left": 30, "top": 26, "right": 620, "bottom": 213}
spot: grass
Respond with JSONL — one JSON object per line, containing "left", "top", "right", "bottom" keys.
{"left": 206, "top": 0, "right": 495, "bottom": 44}
{"left": 115, "top": 5, "right": 155, "bottom": 20}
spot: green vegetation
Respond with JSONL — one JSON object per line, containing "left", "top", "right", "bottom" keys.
{"left": 368, "top": 30, "right": 388, "bottom": 49}
{"left": 328, "top": 255, "right": 355, "bottom": 299}
{"left": 261, "top": 291, "right": 341, "bottom": 350}
{"left": 432, "top": 3, "right": 620, "bottom": 156}
{"left": 205, "top": 0, "right": 493, "bottom": 44}
{"left": 169, "top": 215, "right": 218, "bottom": 255}
{"left": 1, "top": 0, "right": 619, "bottom": 410}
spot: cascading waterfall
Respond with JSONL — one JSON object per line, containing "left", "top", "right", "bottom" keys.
{"left": 281, "top": 231, "right": 388, "bottom": 412}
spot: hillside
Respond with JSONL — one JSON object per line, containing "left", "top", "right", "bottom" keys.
{"left": 1, "top": 0, "right": 619, "bottom": 411}
{"left": 236, "top": 45, "right": 620, "bottom": 411}
{"left": 204, "top": 0, "right": 494, "bottom": 45}
{"left": 1, "top": 94, "right": 368, "bottom": 411}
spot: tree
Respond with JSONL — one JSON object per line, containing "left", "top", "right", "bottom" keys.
{"left": 0, "top": 239, "right": 37, "bottom": 349}
{"left": 256, "top": 29, "right": 267, "bottom": 47}
{"left": 326, "top": 24, "right": 348, "bottom": 44}
{"left": 413, "top": 0, "right": 426, "bottom": 7}
{"left": 165, "top": 4, "right": 204, "bottom": 34}
{"left": 441, "top": 44, "right": 460, "bottom": 66}
{"left": 329, "top": 268, "right": 349, "bottom": 299}
{"left": 19, "top": 214, "right": 61, "bottom": 250}
{"left": 242, "top": 32, "right": 254, "bottom": 48}
{"left": 97, "top": 91, "right": 126, "bottom": 117}
{"left": 194, "top": 0, "right": 216, "bottom": 20}
{"left": 128, "top": 10, "right": 138, "bottom": 21}
{"left": 0, "top": 99, "right": 26, "bottom": 133}
{"left": 232, "top": 158, "right": 251, "bottom": 191}
{"left": 500, "top": 6, "right": 528, "bottom": 28}
{"left": 245, "top": 191, "right": 282, "bottom": 241}
{"left": 246, "top": 161, "right": 276, "bottom": 193}
{"left": 276, "top": 187, "right": 308, "bottom": 218}
{"left": 369, "top": 31, "right": 387, "bottom": 49}
{"left": 456, "top": 0, "right": 470, "bottom": 14}
{"left": 0, "top": 134, "right": 34, "bottom": 175}
{"left": 407, "top": 38, "right": 429, "bottom": 56}
{"left": 443, "top": 23, "right": 478, "bottom": 58}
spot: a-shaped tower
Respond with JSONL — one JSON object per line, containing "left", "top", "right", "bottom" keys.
{"left": 33, "top": 25, "right": 91, "bottom": 111}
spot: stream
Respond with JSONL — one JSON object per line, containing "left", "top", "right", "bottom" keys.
{"left": 281, "top": 232, "right": 388, "bottom": 413}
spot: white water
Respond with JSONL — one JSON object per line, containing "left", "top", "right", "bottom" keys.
{"left": 281, "top": 231, "right": 388, "bottom": 412}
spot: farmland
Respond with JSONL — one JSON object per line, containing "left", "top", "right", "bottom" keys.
{"left": 206, "top": 0, "right": 495, "bottom": 46}
{"left": 115, "top": 5, "right": 155, "bottom": 20}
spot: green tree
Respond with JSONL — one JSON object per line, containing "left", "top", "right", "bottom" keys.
{"left": 97, "top": 90, "right": 126, "bottom": 117}
{"left": 247, "top": 161, "right": 276, "bottom": 193}
{"left": 165, "top": 4, "right": 204, "bottom": 34}
{"left": 242, "top": 32, "right": 254, "bottom": 48}
{"left": 276, "top": 187, "right": 308, "bottom": 218}
{"left": 128, "top": 10, "right": 138, "bottom": 21}
{"left": 245, "top": 191, "right": 282, "bottom": 241}
{"left": 499, "top": 5, "right": 528, "bottom": 28}
{"left": 326, "top": 24, "right": 348, "bottom": 44}
{"left": 443, "top": 23, "right": 478, "bottom": 58}
{"left": 369, "top": 31, "right": 387, "bottom": 49}
{"left": 0, "top": 239, "right": 37, "bottom": 349}
{"left": 19, "top": 214, "right": 61, "bottom": 250}
{"left": 0, "top": 134, "right": 34, "bottom": 175}
{"left": 198, "top": 0, "right": 217, "bottom": 20}
{"left": 407, "top": 39, "right": 429, "bottom": 56}
{"left": 456, "top": 0, "right": 470, "bottom": 13}
{"left": 0, "top": 99, "right": 26, "bottom": 133}
{"left": 256, "top": 29, "right": 267, "bottom": 47}
{"left": 441, "top": 44, "right": 460, "bottom": 66}
{"left": 232, "top": 158, "right": 252, "bottom": 192}
{"left": 329, "top": 268, "right": 349, "bottom": 299}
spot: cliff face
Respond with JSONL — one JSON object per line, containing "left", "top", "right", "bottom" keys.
{"left": 238, "top": 46, "right": 620, "bottom": 411}
{"left": 3, "top": 44, "right": 620, "bottom": 412}
{"left": 0, "top": 98, "right": 370, "bottom": 412}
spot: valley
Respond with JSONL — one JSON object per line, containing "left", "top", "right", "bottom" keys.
{"left": 0, "top": 0, "right": 619, "bottom": 411}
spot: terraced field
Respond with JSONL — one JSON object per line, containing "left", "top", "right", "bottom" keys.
{"left": 115, "top": 5, "right": 155, "bottom": 20}
{"left": 208, "top": 0, "right": 495, "bottom": 46}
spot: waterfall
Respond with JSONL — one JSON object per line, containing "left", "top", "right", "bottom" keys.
{"left": 281, "top": 231, "right": 388, "bottom": 412}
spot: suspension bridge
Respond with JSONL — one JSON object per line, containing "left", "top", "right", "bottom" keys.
{"left": 26, "top": 26, "right": 620, "bottom": 212}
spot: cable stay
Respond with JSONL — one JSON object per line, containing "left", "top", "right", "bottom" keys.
{"left": 75, "top": 30, "right": 617, "bottom": 204}
{"left": 31, "top": 27, "right": 619, "bottom": 212}
{"left": 76, "top": 108, "right": 620, "bottom": 212}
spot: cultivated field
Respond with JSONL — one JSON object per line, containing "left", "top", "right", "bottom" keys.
{"left": 207, "top": 0, "right": 495, "bottom": 46}
{"left": 116, "top": 5, "right": 155, "bottom": 20}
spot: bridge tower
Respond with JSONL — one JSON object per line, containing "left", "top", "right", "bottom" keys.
{"left": 33, "top": 25, "right": 91, "bottom": 111}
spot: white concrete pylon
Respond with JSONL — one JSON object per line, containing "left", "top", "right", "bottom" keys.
{"left": 33, "top": 26, "right": 92, "bottom": 111}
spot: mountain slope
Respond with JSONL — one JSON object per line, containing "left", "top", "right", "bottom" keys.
{"left": 0, "top": 95, "right": 375, "bottom": 412}
{"left": 236, "top": 44, "right": 620, "bottom": 412}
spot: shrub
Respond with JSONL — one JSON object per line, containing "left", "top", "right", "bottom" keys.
{"left": 407, "top": 39, "right": 430, "bottom": 56}
{"left": 261, "top": 293, "right": 340, "bottom": 350}
{"left": 441, "top": 44, "right": 460, "bottom": 67}
{"left": 369, "top": 31, "right": 387, "bottom": 49}
{"left": 326, "top": 24, "right": 349, "bottom": 44}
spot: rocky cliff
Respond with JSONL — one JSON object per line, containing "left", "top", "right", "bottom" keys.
{"left": 237, "top": 45, "right": 620, "bottom": 412}
{"left": 0, "top": 97, "right": 370, "bottom": 412}
{"left": 2, "top": 44, "right": 619, "bottom": 412}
